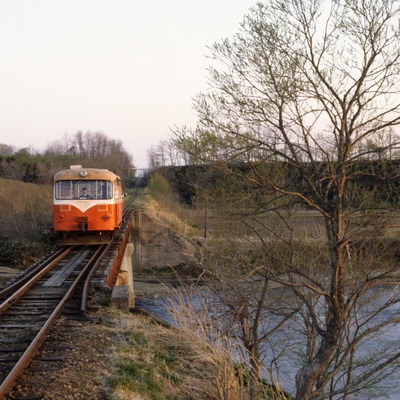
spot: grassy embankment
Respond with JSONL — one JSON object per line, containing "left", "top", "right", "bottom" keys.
{"left": 109, "top": 193, "right": 292, "bottom": 399}
{"left": 2, "top": 182, "right": 399, "bottom": 398}
{"left": 0, "top": 182, "right": 288, "bottom": 399}
{"left": 0, "top": 178, "right": 53, "bottom": 285}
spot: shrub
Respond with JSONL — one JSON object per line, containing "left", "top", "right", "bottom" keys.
{"left": 147, "top": 173, "right": 170, "bottom": 200}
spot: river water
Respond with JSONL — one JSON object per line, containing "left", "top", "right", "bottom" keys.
{"left": 136, "top": 286, "right": 400, "bottom": 400}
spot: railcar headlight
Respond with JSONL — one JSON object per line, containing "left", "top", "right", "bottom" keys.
{"left": 79, "top": 170, "right": 88, "bottom": 177}
{"left": 102, "top": 215, "right": 110, "bottom": 221}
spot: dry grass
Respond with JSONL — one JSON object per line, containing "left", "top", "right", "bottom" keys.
{"left": 106, "top": 306, "right": 246, "bottom": 400}
{"left": 143, "top": 197, "right": 201, "bottom": 240}
{"left": 0, "top": 177, "right": 52, "bottom": 241}
{"left": 161, "top": 285, "right": 291, "bottom": 400}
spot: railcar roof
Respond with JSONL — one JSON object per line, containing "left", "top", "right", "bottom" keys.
{"left": 54, "top": 166, "right": 120, "bottom": 181}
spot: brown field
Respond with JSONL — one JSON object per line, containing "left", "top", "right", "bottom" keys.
{"left": 0, "top": 177, "right": 52, "bottom": 240}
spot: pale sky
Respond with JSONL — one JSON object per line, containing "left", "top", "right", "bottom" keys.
{"left": 0, "top": 0, "right": 256, "bottom": 168}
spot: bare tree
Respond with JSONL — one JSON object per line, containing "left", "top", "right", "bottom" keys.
{"left": 147, "top": 137, "right": 189, "bottom": 168}
{"left": 173, "top": 0, "right": 400, "bottom": 398}
{"left": 45, "top": 131, "right": 134, "bottom": 179}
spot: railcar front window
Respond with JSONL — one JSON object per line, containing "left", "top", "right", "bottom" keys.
{"left": 55, "top": 180, "right": 113, "bottom": 200}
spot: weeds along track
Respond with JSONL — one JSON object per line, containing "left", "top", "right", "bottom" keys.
{"left": 0, "top": 244, "right": 109, "bottom": 398}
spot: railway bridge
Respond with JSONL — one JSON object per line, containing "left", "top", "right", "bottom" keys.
{"left": 102, "top": 209, "right": 193, "bottom": 312}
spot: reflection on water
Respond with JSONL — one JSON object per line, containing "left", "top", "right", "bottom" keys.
{"left": 136, "top": 288, "right": 400, "bottom": 399}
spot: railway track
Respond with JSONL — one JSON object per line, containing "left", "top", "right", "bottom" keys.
{"left": 0, "top": 244, "right": 109, "bottom": 398}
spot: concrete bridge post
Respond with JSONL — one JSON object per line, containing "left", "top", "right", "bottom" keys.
{"left": 111, "top": 242, "right": 134, "bottom": 312}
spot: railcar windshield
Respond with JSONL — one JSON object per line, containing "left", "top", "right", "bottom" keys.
{"left": 55, "top": 180, "right": 113, "bottom": 200}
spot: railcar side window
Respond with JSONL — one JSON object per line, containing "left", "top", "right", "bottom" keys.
{"left": 55, "top": 180, "right": 113, "bottom": 200}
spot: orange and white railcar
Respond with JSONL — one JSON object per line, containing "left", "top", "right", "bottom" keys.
{"left": 53, "top": 165, "right": 124, "bottom": 244}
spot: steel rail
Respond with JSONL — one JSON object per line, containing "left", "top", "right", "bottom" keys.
{"left": 0, "top": 246, "right": 73, "bottom": 314}
{"left": 80, "top": 243, "right": 111, "bottom": 315}
{"left": 0, "top": 246, "right": 72, "bottom": 299}
{"left": 0, "top": 245, "right": 105, "bottom": 397}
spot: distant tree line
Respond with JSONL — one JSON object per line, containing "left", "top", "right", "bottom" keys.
{"left": 155, "top": 158, "right": 400, "bottom": 211}
{"left": 0, "top": 131, "right": 134, "bottom": 184}
{"left": 149, "top": 127, "right": 400, "bottom": 169}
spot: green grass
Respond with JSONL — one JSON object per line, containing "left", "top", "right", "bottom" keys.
{"left": 109, "top": 358, "right": 165, "bottom": 399}
{"left": 107, "top": 323, "right": 182, "bottom": 400}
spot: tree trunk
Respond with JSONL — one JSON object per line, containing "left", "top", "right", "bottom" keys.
{"left": 295, "top": 203, "right": 346, "bottom": 399}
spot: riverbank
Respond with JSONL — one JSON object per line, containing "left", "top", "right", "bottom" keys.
{"left": 6, "top": 287, "right": 252, "bottom": 400}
